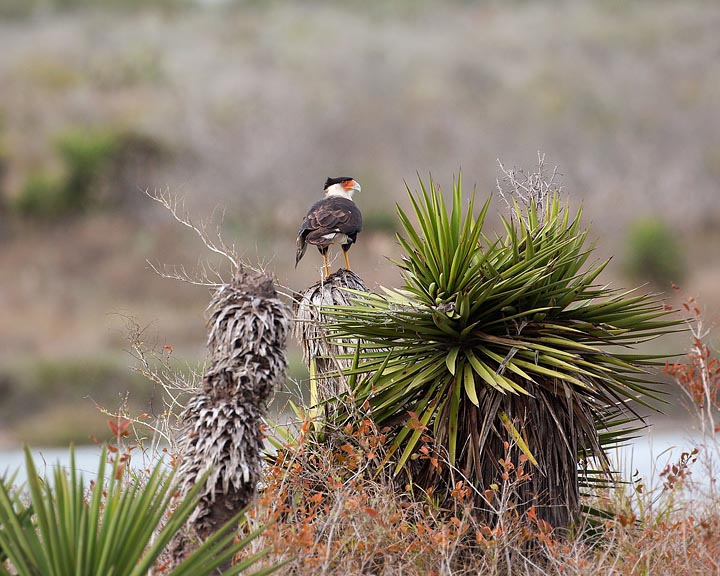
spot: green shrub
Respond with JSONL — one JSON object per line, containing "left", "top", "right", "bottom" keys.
{"left": 55, "top": 128, "right": 121, "bottom": 211}
{"left": 625, "top": 218, "right": 685, "bottom": 287}
{"left": 13, "top": 127, "right": 163, "bottom": 220}
{"left": 362, "top": 210, "right": 398, "bottom": 234}
{"left": 12, "top": 171, "right": 68, "bottom": 218}
{"left": 0, "top": 446, "right": 278, "bottom": 575}
{"left": 12, "top": 129, "right": 120, "bottom": 218}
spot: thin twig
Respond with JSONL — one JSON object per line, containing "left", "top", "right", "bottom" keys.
{"left": 144, "top": 187, "right": 239, "bottom": 270}
{"left": 496, "top": 152, "right": 562, "bottom": 226}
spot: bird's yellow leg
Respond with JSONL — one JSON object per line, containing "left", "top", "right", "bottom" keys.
{"left": 323, "top": 252, "right": 330, "bottom": 277}
{"left": 344, "top": 250, "right": 351, "bottom": 270}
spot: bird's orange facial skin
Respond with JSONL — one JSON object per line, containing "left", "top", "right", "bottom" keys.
{"left": 342, "top": 179, "right": 357, "bottom": 191}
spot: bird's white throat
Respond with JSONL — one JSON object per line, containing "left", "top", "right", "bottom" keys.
{"left": 324, "top": 183, "right": 357, "bottom": 200}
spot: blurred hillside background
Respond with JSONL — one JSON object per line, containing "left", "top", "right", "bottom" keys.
{"left": 0, "top": 0, "right": 718, "bottom": 448}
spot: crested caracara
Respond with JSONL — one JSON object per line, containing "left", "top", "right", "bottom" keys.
{"left": 295, "top": 176, "right": 363, "bottom": 277}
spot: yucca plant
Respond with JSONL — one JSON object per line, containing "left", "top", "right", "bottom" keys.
{"left": 171, "top": 269, "right": 291, "bottom": 560}
{"left": 0, "top": 446, "right": 278, "bottom": 576}
{"left": 0, "top": 471, "right": 32, "bottom": 566}
{"left": 323, "top": 176, "right": 683, "bottom": 527}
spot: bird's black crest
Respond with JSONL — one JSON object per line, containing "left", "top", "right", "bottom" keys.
{"left": 324, "top": 176, "right": 353, "bottom": 190}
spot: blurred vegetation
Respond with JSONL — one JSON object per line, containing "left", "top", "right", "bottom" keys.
{"left": 91, "top": 46, "right": 167, "bottom": 88}
{"left": 57, "top": 128, "right": 122, "bottom": 210}
{"left": 0, "top": 0, "right": 718, "bottom": 449}
{"left": 0, "top": 350, "right": 308, "bottom": 446}
{"left": 13, "top": 404, "right": 115, "bottom": 447}
{"left": 362, "top": 210, "right": 399, "bottom": 234}
{"left": 0, "top": 357, "right": 159, "bottom": 446}
{"left": 625, "top": 218, "right": 685, "bottom": 288}
{"left": 11, "top": 128, "right": 165, "bottom": 219}
{"left": 0, "top": 117, "right": 7, "bottom": 220}
{"left": 0, "top": 0, "right": 193, "bottom": 18}
{"left": 13, "top": 172, "right": 68, "bottom": 219}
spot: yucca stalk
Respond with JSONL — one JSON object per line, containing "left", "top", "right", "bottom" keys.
{"left": 170, "top": 269, "right": 291, "bottom": 561}
{"left": 323, "top": 176, "right": 682, "bottom": 527}
{"left": 293, "top": 269, "right": 368, "bottom": 422}
{"left": 0, "top": 446, "right": 277, "bottom": 576}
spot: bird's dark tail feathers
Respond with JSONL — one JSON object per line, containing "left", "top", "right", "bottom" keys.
{"left": 295, "top": 237, "right": 307, "bottom": 268}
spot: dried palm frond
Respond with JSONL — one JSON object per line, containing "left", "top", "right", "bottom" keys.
{"left": 293, "top": 269, "right": 368, "bottom": 417}
{"left": 170, "top": 269, "right": 291, "bottom": 559}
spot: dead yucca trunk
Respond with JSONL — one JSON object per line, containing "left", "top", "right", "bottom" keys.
{"left": 426, "top": 385, "right": 598, "bottom": 529}
{"left": 293, "top": 269, "right": 368, "bottom": 420}
{"left": 170, "top": 269, "right": 291, "bottom": 559}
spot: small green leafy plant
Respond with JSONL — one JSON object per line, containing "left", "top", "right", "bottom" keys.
{"left": 625, "top": 218, "right": 685, "bottom": 287}
{"left": 0, "top": 447, "right": 277, "bottom": 576}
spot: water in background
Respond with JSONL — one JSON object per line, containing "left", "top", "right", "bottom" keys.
{"left": 1, "top": 427, "right": 715, "bottom": 488}
{"left": 1, "top": 446, "right": 149, "bottom": 485}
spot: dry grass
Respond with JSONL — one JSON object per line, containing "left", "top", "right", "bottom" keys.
{"left": 231, "top": 415, "right": 720, "bottom": 576}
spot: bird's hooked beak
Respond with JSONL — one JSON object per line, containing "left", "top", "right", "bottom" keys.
{"left": 341, "top": 179, "right": 361, "bottom": 195}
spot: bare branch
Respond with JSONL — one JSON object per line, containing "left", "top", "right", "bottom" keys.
{"left": 104, "top": 315, "right": 204, "bottom": 465}
{"left": 496, "top": 152, "right": 562, "bottom": 225}
{"left": 142, "top": 187, "right": 298, "bottom": 302}
{"left": 144, "top": 186, "right": 239, "bottom": 271}
{"left": 145, "top": 259, "right": 224, "bottom": 288}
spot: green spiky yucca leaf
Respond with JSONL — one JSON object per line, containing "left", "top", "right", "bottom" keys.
{"left": 0, "top": 446, "right": 280, "bottom": 576}
{"left": 323, "top": 175, "right": 682, "bottom": 523}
